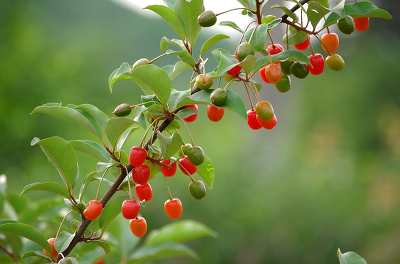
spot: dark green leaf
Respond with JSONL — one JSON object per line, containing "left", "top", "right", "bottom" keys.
{"left": 55, "top": 231, "right": 74, "bottom": 253}
{"left": 0, "top": 220, "right": 51, "bottom": 252}
{"left": 176, "top": 108, "right": 197, "bottom": 119}
{"left": 90, "top": 240, "right": 112, "bottom": 254}
{"left": 144, "top": 159, "right": 162, "bottom": 181}
{"left": 219, "top": 21, "right": 243, "bottom": 33}
{"left": 171, "top": 90, "right": 191, "bottom": 109}
{"left": 145, "top": 220, "right": 217, "bottom": 246}
{"left": 106, "top": 118, "right": 136, "bottom": 151}
{"left": 99, "top": 195, "right": 128, "bottom": 232}
{"left": 337, "top": 248, "right": 367, "bottom": 264}
{"left": 144, "top": 5, "right": 186, "bottom": 40}
{"left": 70, "top": 140, "right": 109, "bottom": 162}
{"left": 128, "top": 242, "right": 198, "bottom": 263}
{"left": 160, "top": 37, "right": 185, "bottom": 51}
{"left": 245, "top": 24, "right": 269, "bottom": 52}
{"left": 345, "top": 1, "right": 392, "bottom": 19}
{"left": 200, "top": 33, "right": 230, "bottom": 57}
{"left": 74, "top": 104, "right": 109, "bottom": 137}
{"left": 196, "top": 156, "right": 214, "bottom": 189}
{"left": 271, "top": 4, "right": 298, "bottom": 22}
{"left": 21, "top": 182, "right": 71, "bottom": 199}
{"left": 32, "top": 137, "right": 78, "bottom": 191}
{"left": 175, "top": 0, "right": 204, "bottom": 47}
{"left": 157, "top": 132, "right": 183, "bottom": 160}
{"left": 267, "top": 18, "right": 282, "bottom": 30}
{"left": 282, "top": 26, "right": 309, "bottom": 45}
{"left": 21, "top": 250, "right": 52, "bottom": 261}
{"left": 271, "top": 50, "right": 310, "bottom": 64}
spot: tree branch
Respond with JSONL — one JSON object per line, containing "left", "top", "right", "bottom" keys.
{"left": 0, "top": 243, "right": 19, "bottom": 263}
{"left": 281, "top": 0, "right": 311, "bottom": 23}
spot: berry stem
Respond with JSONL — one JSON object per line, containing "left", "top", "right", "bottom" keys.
{"left": 215, "top": 7, "right": 252, "bottom": 16}
{"left": 173, "top": 113, "right": 195, "bottom": 147}
{"left": 124, "top": 166, "right": 133, "bottom": 201}
{"left": 163, "top": 176, "right": 173, "bottom": 201}
{"left": 56, "top": 210, "right": 73, "bottom": 239}
{"left": 244, "top": 83, "right": 254, "bottom": 110}
{"left": 148, "top": 53, "right": 168, "bottom": 64}
{"left": 95, "top": 167, "right": 111, "bottom": 201}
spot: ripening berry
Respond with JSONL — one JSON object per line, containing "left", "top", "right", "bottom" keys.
{"left": 164, "top": 198, "right": 183, "bottom": 219}
{"left": 43, "top": 238, "right": 58, "bottom": 259}
{"left": 129, "top": 217, "right": 147, "bottom": 237}
{"left": 84, "top": 200, "right": 103, "bottom": 220}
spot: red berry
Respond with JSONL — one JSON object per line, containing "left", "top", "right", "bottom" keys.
{"left": 84, "top": 200, "right": 103, "bottom": 220}
{"left": 183, "top": 104, "right": 198, "bottom": 122}
{"left": 294, "top": 35, "right": 310, "bottom": 50}
{"left": 135, "top": 182, "right": 152, "bottom": 201}
{"left": 43, "top": 238, "right": 58, "bottom": 259}
{"left": 161, "top": 159, "right": 177, "bottom": 177}
{"left": 227, "top": 55, "right": 242, "bottom": 76}
{"left": 129, "top": 146, "right": 147, "bottom": 167}
{"left": 268, "top": 44, "right": 284, "bottom": 55}
{"left": 129, "top": 217, "right": 147, "bottom": 237}
{"left": 259, "top": 66, "right": 271, "bottom": 83}
{"left": 247, "top": 109, "right": 262, "bottom": 130}
{"left": 264, "top": 64, "right": 282, "bottom": 84}
{"left": 354, "top": 17, "right": 369, "bottom": 31}
{"left": 306, "top": 53, "right": 325, "bottom": 75}
{"left": 121, "top": 199, "right": 140, "bottom": 219}
{"left": 207, "top": 105, "right": 224, "bottom": 122}
{"left": 132, "top": 164, "right": 150, "bottom": 184}
{"left": 256, "top": 114, "right": 277, "bottom": 130}
{"left": 164, "top": 198, "right": 182, "bottom": 219}
{"left": 93, "top": 260, "right": 105, "bottom": 264}
{"left": 178, "top": 156, "right": 197, "bottom": 175}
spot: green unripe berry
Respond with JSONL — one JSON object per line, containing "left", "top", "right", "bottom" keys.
{"left": 198, "top": 11, "right": 217, "bottom": 27}
{"left": 132, "top": 58, "right": 149, "bottom": 69}
{"left": 262, "top": 15, "right": 276, "bottom": 24}
{"left": 181, "top": 143, "right": 192, "bottom": 155}
{"left": 195, "top": 74, "right": 213, "bottom": 90}
{"left": 113, "top": 103, "right": 131, "bottom": 117}
{"left": 187, "top": 146, "right": 205, "bottom": 166}
{"left": 210, "top": 88, "right": 228, "bottom": 106}
{"left": 326, "top": 54, "right": 345, "bottom": 71}
{"left": 189, "top": 180, "right": 206, "bottom": 200}
{"left": 255, "top": 101, "right": 274, "bottom": 122}
{"left": 274, "top": 74, "right": 291, "bottom": 93}
{"left": 290, "top": 62, "right": 309, "bottom": 79}
{"left": 280, "top": 60, "right": 293, "bottom": 75}
{"left": 237, "top": 42, "right": 255, "bottom": 61}
{"left": 337, "top": 15, "right": 355, "bottom": 35}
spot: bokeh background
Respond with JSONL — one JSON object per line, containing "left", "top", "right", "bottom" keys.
{"left": 1, "top": 0, "right": 399, "bottom": 263}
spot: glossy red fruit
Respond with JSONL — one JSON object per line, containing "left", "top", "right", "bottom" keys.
{"left": 264, "top": 64, "right": 282, "bottom": 84}
{"left": 256, "top": 114, "right": 277, "bottom": 130}
{"left": 43, "top": 238, "right": 58, "bottom": 259}
{"left": 129, "top": 217, "right": 147, "bottom": 237}
{"left": 178, "top": 156, "right": 197, "bottom": 175}
{"left": 121, "top": 200, "right": 140, "bottom": 219}
{"left": 164, "top": 198, "right": 183, "bottom": 219}
{"left": 268, "top": 44, "right": 284, "bottom": 55}
{"left": 207, "top": 105, "right": 224, "bottom": 122}
{"left": 161, "top": 159, "right": 177, "bottom": 177}
{"left": 84, "top": 200, "right": 103, "bottom": 220}
{"left": 93, "top": 260, "right": 105, "bottom": 264}
{"left": 306, "top": 54, "right": 325, "bottom": 75}
{"left": 129, "top": 146, "right": 147, "bottom": 167}
{"left": 294, "top": 35, "right": 310, "bottom": 50}
{"left": 247, "top": 109, "right": 262, "bottom": 130}
{"left": 132, "top": 164, "right": 150, "bottom": 184}
{"left": 227, "top": 55, "right": 242, "bottom": 76}
{"left": 183, "top": 104, "right": 198, "bottom": 122}
{"left": 135, "top": 182, "right": 152, "bottom": 201}
{"left": 259, "top": 66, "right": 271, "bottom": 83}
{"left": 354, "top": 17, "right": 369, "bottom": 31}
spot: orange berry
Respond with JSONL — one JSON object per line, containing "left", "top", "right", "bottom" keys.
{"left": 43, "top": 237, "right": 58, "bottom": 259}
{"left": 129, "top": 217, "right": 147, "bottom": 237}
{"left": 164, "top": 198, "right": 182, "bottom": 219}
{"left": 264, "top": 64, "right": 281, "bottom": 84}
{"left": 321, "top": 33, "right": 339, "bottom": 54}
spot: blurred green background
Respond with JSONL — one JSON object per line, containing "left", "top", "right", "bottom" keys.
{"left": 1, "top": 0, "right": 399, "bottom": 263}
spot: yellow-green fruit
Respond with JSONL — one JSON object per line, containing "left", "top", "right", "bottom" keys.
{"left": 132, "top": 58, "right": 149, "bottom": 69}
{"left": 198, "top": 11, "right": 217, "bottom": 27}
{"left": 337, "top": 16, "right": 355, "bottom": 35}
{"left": 255, "top": 101, "right": 274, "bottom": 121}
{"left": 237, "top": 42, "right": 255, "bottom": 61}
{"left": 195, "top": 74, "right": 213, "bottom": 90}
{"left": 326, "top": 54, "right": 345, "bottom": 71}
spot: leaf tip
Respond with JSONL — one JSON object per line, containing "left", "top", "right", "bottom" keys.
{"left": 31, "top": 137, "right": 40, "bottom": 146}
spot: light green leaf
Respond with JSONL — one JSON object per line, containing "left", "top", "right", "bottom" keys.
{"left": 331, "top": 0, "right": 346, "bottom": 18}
{"left": 90, "top": 240, "right": 112, "bottom": 254}
{"left": 307, "top": 1, "right": 330, "bottom": 28}
{"left": 109, "top": 63, "right": 172, "bottom": 106}
{"left": 128, "top": 242, "right": 198, "bottom": 263}
{"left": 116, "top": 126, "right": 141, "bottom": 153}
{"left": 79, "top": 172, "right": 98, "bottom": 201}
{"left": 267, "top": 18, "right": 282, "bottom": 30}
{"left": 160, "top": 37, "right": 185, "bottom": 51}
{"left": 74, "top": 104, "right": 109, "bottom": 136}
{"left": 144, "top": 159, "right": 162, "bottom": 181}
{"left": 157, "top": 132, "right": 183, "bottom": 160}
{"left": 282, "top": 26, "right": 308, "bottom": 45}
{"left": 245, "top": 24, "right": 269, "bottom": 52}
{"left": 271, "top": 50, "right": 310, "bottom": 64}
{"left": 32, "top": 137, "right": 78, "bottom": 191}
{"left": 219, "top": 21, "right": 243, "bottom": 33}
{"left": 20, "top": 182, "right": 71, "bottom": 199}
{"left": 0, "top": 220, "right": 52, "bottom": 252}
{"left": 211, "top": 48, "right": 240, "bottom": 77}
{"left": 165, "top": 120, "right": 181, "bottom": 130}
{"left": 163, "top": 0, "right": 176, "bottom": 9}
{"left": 106, "top": 118, "right": 136, "bottom": 151}
{"left": 345, "top": 1, "right": 392, "bottom": 19}
{"left": 144, "top": 5, "right": 186, "bottom": 40}
{"left": 55, "top": 231, "right": 74, "bottom": 253}
{"left": 21, "top": 250, "right": 52, "bottom": 261}
{"left": 239, "top": 54, "right": 257, "bottom": 75}
{"left": 168, "top": 61, "right": 193, "bottom": 80}
{"left": 70, "top": 140, "right": 109, "bottom": 162}
{"left": 165, "top": 49, "right": 196, "bottom": 67}
{"left": 196, "top": 156, "right": 214, "bottom": 189}
{"left": 99, "top": 195, "right": 128, "bottom": 233}
{"left": 337, "top": 248, "right": 367, "bottom": 264}
{"left": 174, "top": 0, "right": 204, "bottom": 47}
{"left": 200, "top": 33, "right": 230, "bottom": 57}
{"left": 145, "top": 220, "right": 217, "bottom": 246}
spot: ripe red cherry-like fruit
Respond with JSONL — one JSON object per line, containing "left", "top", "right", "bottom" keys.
{"left": 43, "top": 238, "right": 58, "bottom": 259}
{"left": 164, "top": 198, "right": 183, "bottom": 219}
{"left": 132, "top": 164, "right": 150, "bottom": 184}
{"left": 84, "top": 200, "right": 103, "bottom": 220}
{"left": 129, "top": 146, "right": 147, "bottom": 167}
{"left": 306, "top": 54, "right": 325, "bottom": 75}
{"left": 264, "top": 64, "right": 282, "bottom": 84}
{"left": 129, "top": 217, "right": 147, "bottom": 237}
{"left": 259, "top": 66, "right": 271, "bottom": 83}
{"left": 247, "top": 109, "right": 262, "bottom": 130}
{"left": 207, "top": 105, "right": 224, "bottom": 122}
{"left": 178, "top": 156, "right": 197, "bottom": 175}
{"left": 135, "top": 182, "right": 152, "bottom": 201}
{"left": 354, "top": 17, "right": 369, "bottom": 31}
{"left": 161, "top": 159, "right": 177, "bottom": 177}
{"left": 227, "top": 55, "right": 242, "bottom": 76}
{"left": 121, "top": 199, "right": 140, "bottom": 219}
{"left": 268, "top": 44, "right": 284, "bottom": 55}
{"left": 183, "top": 104, "right": 198, "bottom": 122}
{"left": 294, "top": 35, "right": 310, "bottom": 50}
{"left": 256, "top": 114, "right": 277, "bottom": 130}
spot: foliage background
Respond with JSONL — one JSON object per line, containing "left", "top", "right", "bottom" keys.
{"left": 0, "top": 0, "right": 399, "bottom": 263}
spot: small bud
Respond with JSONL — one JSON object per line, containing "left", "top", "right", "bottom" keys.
{"left": 113, "top": 103, "right": 131, "bottom": 117}
{"left": 132, "top": 58, "right": 149, "bottom": 69}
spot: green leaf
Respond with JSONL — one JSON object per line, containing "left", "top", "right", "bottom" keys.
{"left": 0, "top": 220, "right": 52, "bottom": 252}
{"left": 282, "top": 26, "right": 308, "bottom": 45}
{"left": 21, "top": 250, "right": 52, "bottom": 261}
{"left": 245, "top": 24, "right": 270, "bottom": 52}
{"left": 55, "top": 231, "right": 74, "bottom": 253}
{"left": 318, "top": 0, "right": 329, "bottom": 8}
{"left": 168, "top": 61, "right": 193, "bottom": 80}
{"left": 160, "top": 37, "right": 185, "bottom": 51}
{"left": 165, "top": 49, "right": 196, "bottom": 67}
{"left": 109, "top": 63, "right": 172, "bottom": 106}
{"left": 32, "top": 137, "right": 78, "bottom": 191}
{"left": 145, "top": 220, "right": 217, "bottom": 246}
{"left": 31, "top": 104, "right": 101, "bottom": 139}
{"left": 99, "top": 195, "right": 128, "bottom": 233}
{"left": 271, "top": 4, "right": 298, "bottom": 22}
{"left": 106, "top": 118, "right": 136, "bottom": 151}
{"left": 345, "top": 1, "right": 392, "bottom": 19}
{"left": 175, "top": 0, "right": 204, "bottom": 47}
{"left": 144, "top": 159, "right": 162, "bottom": 181}
{"left": 219, "top": 21, "right": 243, "bottom": 33}
{"left": 20, "top": 182, "right": 71, "bottom": 199}
{"left": 200, "top": 34, "right": 230, "bottom": 57}
{"left": 271, "top": 50, "right": 310, "bottom": 64}
{"left": 79, "top": 172, "right": 98, "bottom": 200}
{"left": 337, "top": 248, "right": 367, "bottom": 264}
{"left": 74, "top": 104, "right": 109, "bottom": 137}
{"left": 267, "top": 18, "right": 282, "bottom": 31}
{"left": 116, "top": 126, "right": 141, "bottom": 153}
{"left": 239, "top": 54, "right": 257, "bottom": 75}
{"left": 331, "top": 0, "right": 346, "bottom": 18}
{"left": 128, "top": 242, "right": 198, "bottom": 263}
{"left": 165, "top": 120, "right": 181, "bottom": 130}
{"left": 144, "top": 5, "right": 186, "bottom": 40}
{"left": 163, "top": 0, "right": 176, "bottom": 9}
{"left": 211, "top": 48, "right": 240, "bottom": 77}
{"left": 196, "top": 156, "right": 214, "bottom": 189}
{"left": 307, "top": 1, "right": 330, "bottom": 28}
{"left": 157, "top": 132, "right": 183, "bottom": 160}
{"left": 90, "top": 240, "right": 112, "bottom": 254}
{"left": 70, "top": 140, "right": 109, "bottom": 162}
